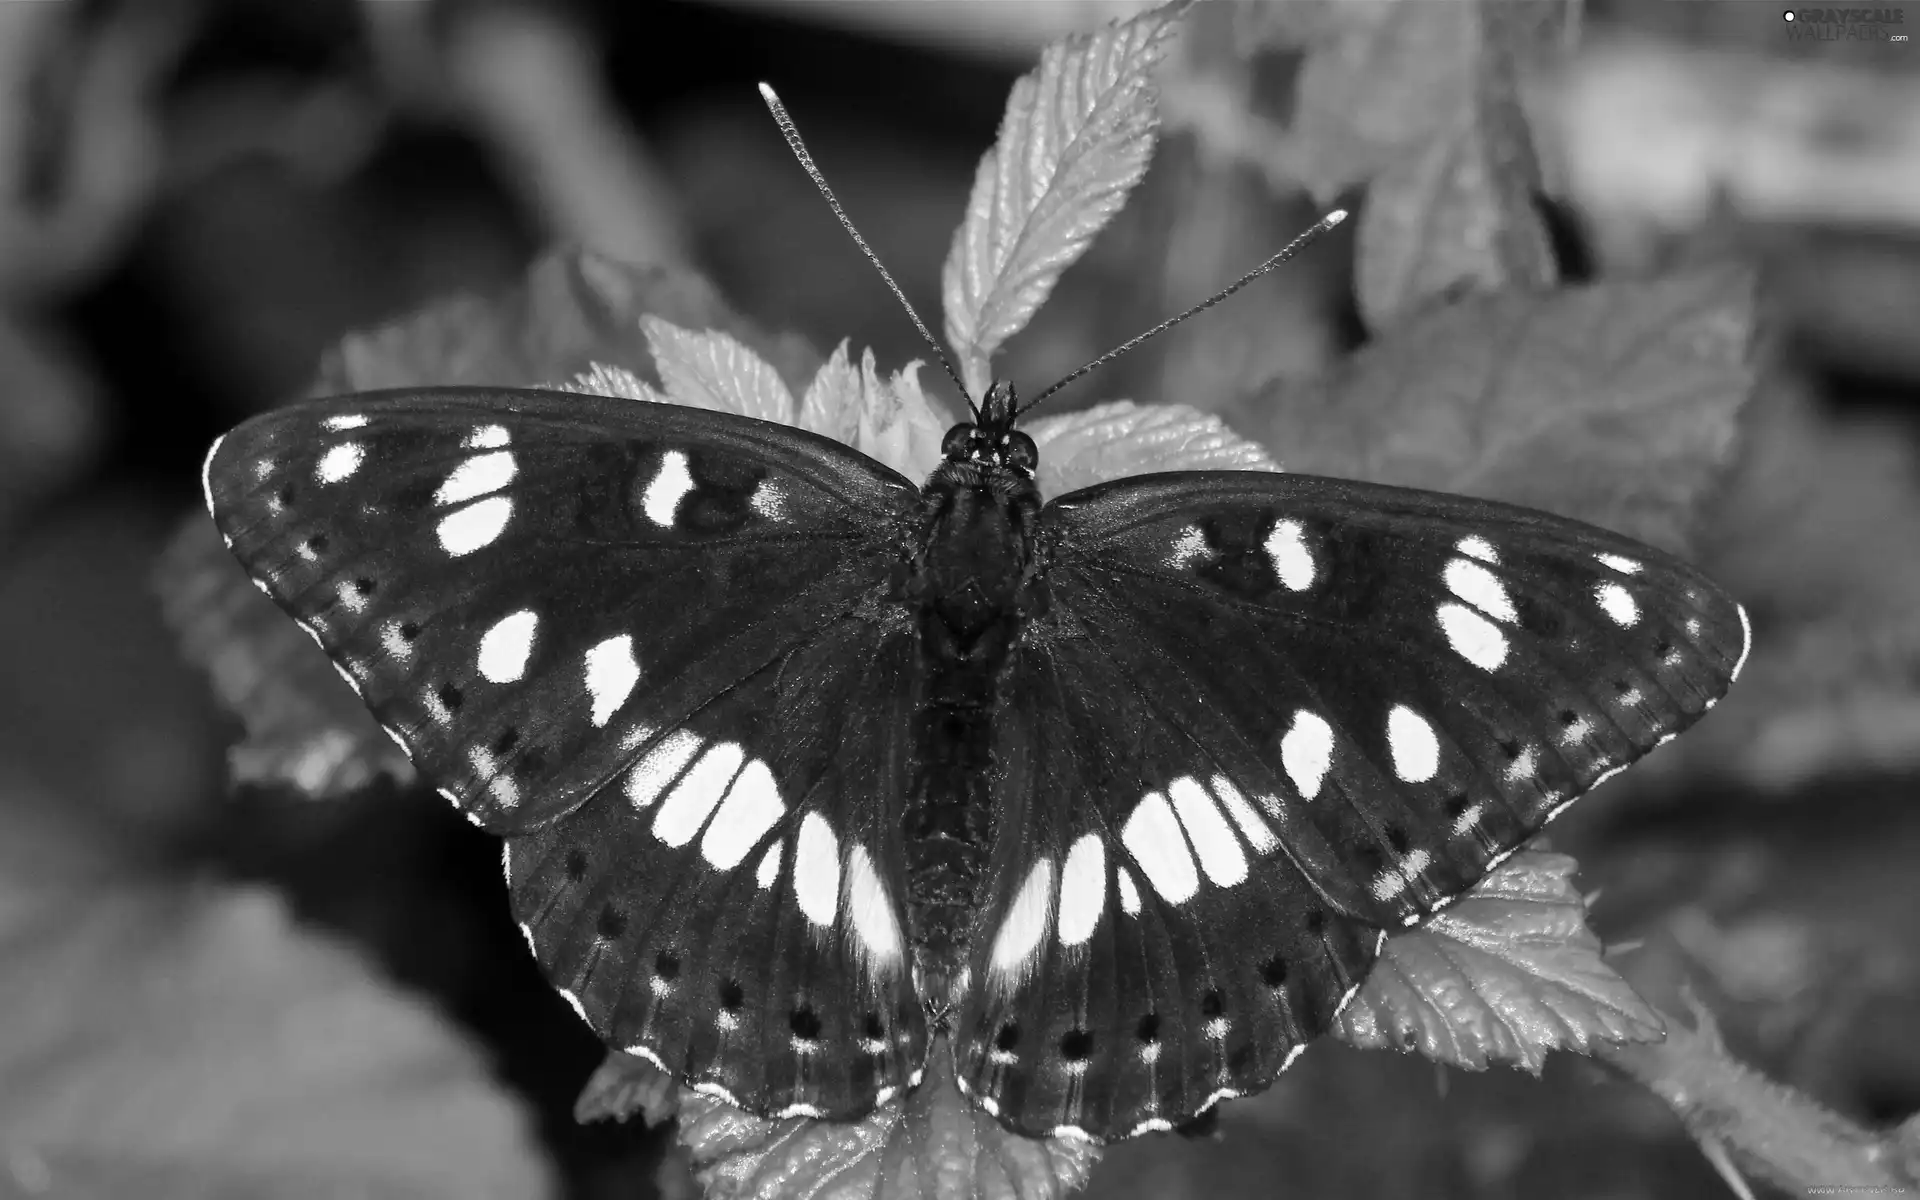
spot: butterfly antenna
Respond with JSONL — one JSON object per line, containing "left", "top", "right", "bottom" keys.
{"left": 1016, "top": 209, "right": 1349, "bottom": 419}
{"left": 758, "top": 83, "right": 978, "bottom": 420}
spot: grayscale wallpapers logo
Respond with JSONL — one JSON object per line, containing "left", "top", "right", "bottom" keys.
{"left": 1783, "top": 7, "right": 1909, "bottom": 39}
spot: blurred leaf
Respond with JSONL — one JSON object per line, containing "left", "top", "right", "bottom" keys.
{"left": 1027, "top": 399, "right": 1278, "bottom": 497}
{"left": 164, "top": 254, "right": 803, "bottom": 800}
{"left": 1249, "top": 0, "right": 1569, "bottom": 327}
{"left": 1657, "top": 383, "right": 1920, "bottom": 787}
{"left": 1602, "top": 997, "right": 1919, "bottom": 1196}
{"left": 1241, "top": 266, "right": 1757, "bottom": 554}
{"left": 0, "top": 316, "right": 102, "bottom": 534}
{"left": 575, "top": 1049, "right": 682, "bottom": 1127}
{"left": 156, "top": 516, "right": 416, "bottom": 797}
{"left": 1338, "top": 850, "right": 1663, "bottom": 1072}
{"left": 1268, "top": 0, "right": 1571, "bottom": 204}
{"left": 0, "top": 802, "right": 554, "bottom": 1200}
{"left": 642, "top": 315, "right": 797, "bottom": 423}
{"left": 941, "top": 4, "right": 1182, "bottom": 397}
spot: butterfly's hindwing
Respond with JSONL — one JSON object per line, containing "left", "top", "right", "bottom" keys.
{"left": 205, "top": 388, "right": 929, "bottom": 1119}
{"left": 505, "top": 615, "right": 928, "bottom": 1119}
{"left": 957, "top": 471, "right": 1748, "bottom": 1138}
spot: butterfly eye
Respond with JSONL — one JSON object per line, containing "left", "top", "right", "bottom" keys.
{"left": 1005, "top": 432, "right": 1038, "bottom": 473}
{"left": 941, "top": 424, "right": 977, "bottom": 460}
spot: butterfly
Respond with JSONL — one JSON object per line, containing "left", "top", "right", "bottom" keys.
{"left": 201, "top": 88, "right": 1750, "bottom": 1143}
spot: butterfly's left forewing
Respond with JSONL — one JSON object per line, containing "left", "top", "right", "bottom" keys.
{"left": 206, "top": 387, "right": 931, "bottom": 1119}
{"left": 957, "top": 471, "right": 1748, "bottom": 1139}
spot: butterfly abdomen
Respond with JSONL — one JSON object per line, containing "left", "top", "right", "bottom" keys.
{"left": 900, "top": 466, "right": 1045, "bottom": 1001}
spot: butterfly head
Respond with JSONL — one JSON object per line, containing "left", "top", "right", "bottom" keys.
{"left": 942, "top": 380, "right": 1037, "bottom": 476}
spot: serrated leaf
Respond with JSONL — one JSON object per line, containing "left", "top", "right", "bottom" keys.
{"left": 561, "top": 362, "right": 668, "bottom": 403}
{"left": 668, "top": 1043, "right": 1095, "bottom": 1200}
{"left": 1337, "top": 850, "right": 1664, "bottom": 1072}
{"left": 855, "top": 355, "right": 949, "bottom": 481}
{"left": 641, "top": 315, "right": 798, "bottom": 422}
{"left": 1027, "top": 399, "right": 1278, "bottom": 497}
{"left": 941, "top": 5, "right": 1183, "bottom": 397}
{"left": 0, "top": 807, "right": 555, "bottom": 1199}
{"left": 1244, "top": 267, "right": 1757, "bottom": 554}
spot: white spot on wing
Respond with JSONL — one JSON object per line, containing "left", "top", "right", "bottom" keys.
{"left": 1055, "top": 833, "right": 1106, "bottom": 946}
{"left": 1165, "top": 525, "right": 1208, "bottom": 569}
{"left": 1116, "top": 866, "right": 1142, "bottom": 915}
{"left": 1206, "top": 775, "right": 1277, "bottom": 854}
{"left": 846, "top": 845, "right": 904, "bottom": 968}
{"left": 435, "top": 450, "right": 517, "bottom": 506}
{"left": 1445, "top": 558, "right": 1517, "bottom": 623}
{"left": 644, "top": 450, "right": 696, "bottom": 527}
{"left": 1457, "top": 535, "right": 1498, "bottom": 563}
{"left": 754, "top": 842, "right": 782, "bottom": 890}
{"left": 1281, "top": 710, "right": 1334, "bottom": 800}
{"left": 466, "top": 424, "right": 510, "bottom": 450}
{"left": 793, "top": 812, "right": 840, "bottom": 928}
{"left": 1371, "top": 847, "right": 1434, "bottom": 901}
{"left": 315, "top": 443, "right": 363, "bottom": 484}
{"left": 1264, "top": 519, "right": 1315, "bottom": 590}
{"left": 989, "top": 857, "right": 1055, "bottom": 976}
{"left": 583, "top": 635, "right": 640, "bottom": 727}
{"left": 625, "top": 730, "right": 702, "bottom": 809}
{"left": 437, "top": 496, "right": 511, "bottom": 556}
{"left": 1437, "top": 601, "right": 1508, "bottom": 670}
{"left": 699, "top": 757, "right": 784, "bottom": 870}
{"left": 1595, "top": 553, "right": 1642, "bottom": 575}
{"left": 1121, "top": 792, "right": 1199, "bottom": 903}
{"left": 1451, "top": 801, "right": 1483, "bottom": 836}
{"left": 1504, "top": 746, "right": 1539, "bottom": 782}
{"left": 749, "top": 478, "right": 787, "bottom": 520}
{"left": 652, "top": 741, "right": 745, "bottom": 848}
{"left": 380, "top": 621, "right": 414, "bottom": 662}
{"left": 1596, "top": 582, "right": 1639, "bottom": 626}
{"left": 322, "top": 413, "right": 367, "bottom": 432}
{"left": 477, "top": 609, "right": 539, "bottom": 683}
{"left": 1167, "top": 776, "right": 1247, "bottom": 886}
{"left": 1386, "top": 705, "right": 1441, "bottom": 782}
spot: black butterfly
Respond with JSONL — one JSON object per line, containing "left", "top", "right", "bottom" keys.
{"left": 201, "top": 92, "right": 1749, "bottom": 1143}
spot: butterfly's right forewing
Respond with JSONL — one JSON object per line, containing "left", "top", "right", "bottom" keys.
{"left": 206, "top": 387, "right": 931, "bottom": 1120}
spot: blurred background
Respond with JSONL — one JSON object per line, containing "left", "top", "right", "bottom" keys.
{"left": 1, "top": 0, "right": 1916, "bottom": 1197}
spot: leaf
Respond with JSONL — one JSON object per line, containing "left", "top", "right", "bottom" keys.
{"left": 641, "top": 315, "right": 798, "bottom": 423}
{"left": 317, "top": 249, "right": 819, "bottom": 399}
{"left": 1241, "top": 266, "right": 1758, "bottom": 554}
{"left": 163, "top": 254, "right": 801, "bottom": 800}
{"left": 579, "top": 1043, "right": 1095, "bottom": 1200}
{"left": 156, "top": 516, "right": 416, "bottom": 796}
{"left": 1649, "top": 383, "right": 1920, "bottom": 788}
{"left": 941, "top": 4, "right": 1183, "bottom": 397}
{"left": 1352, "top": 41, "right": 1556, "bottom": 331}
{"left": 1271, "top": 0, "right": 1572, "bottom": 206}
{"left": 1027, "top": 399, "right": 1278, "bottom": 497}
{"left": 1238, "top": 0, "right": 1570, "bottom": 327}
{"left": 0, "top": 803, "right": 555, "bottom": 1199}
{"left": 1337, "top": 850, "right": 1664, "bottom": 1072}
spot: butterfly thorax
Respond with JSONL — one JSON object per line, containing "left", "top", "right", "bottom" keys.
{"left": 899, "top": 397, "right": 1046, "bottom": 1005}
